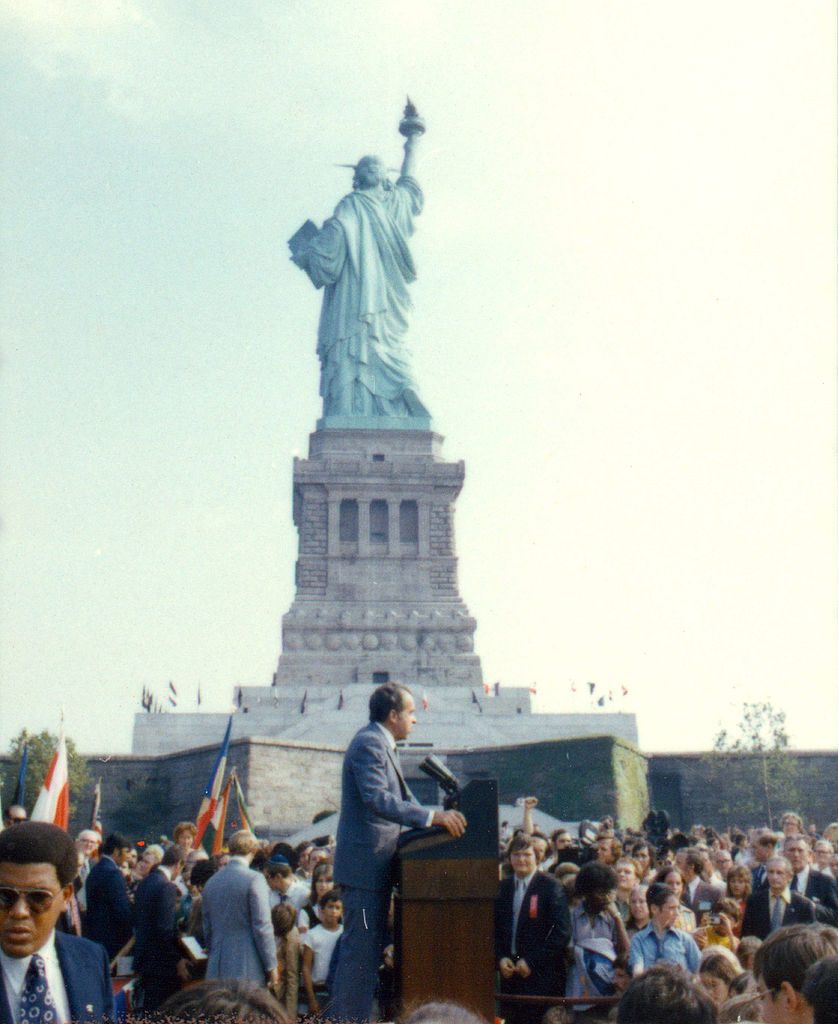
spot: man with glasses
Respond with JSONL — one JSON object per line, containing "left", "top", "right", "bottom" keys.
{"left": 0, "top": 821, "right": 114, "bottom": 1023}
{"left": 742, "top": 856, "right": 816, "bottom": 940}
{"left": 753, "top": 923, "right": 838, "bottom": 1024}
{"left": 784, "top": 835, "right": 838, "bottom": 927}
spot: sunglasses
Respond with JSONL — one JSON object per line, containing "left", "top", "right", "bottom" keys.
{"left": 0, "top": 887, "right": 60, "bottom": 913}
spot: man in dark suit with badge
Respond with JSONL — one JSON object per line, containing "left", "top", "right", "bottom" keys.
{"left": 0, "top": 822, "right": 114, "bottom": 1024}
{"left": 495, "top": 832, "right": 572, "bottom": 1024}
{"left": 330, "top": 682, "right": 467, "bottom": 1023}
{"left": 741, "top": 855, "right": 816, "bottom": 940}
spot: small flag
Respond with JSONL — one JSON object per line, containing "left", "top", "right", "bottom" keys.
{"left": 597, "top": 696, "right": 605, "bottom": 707}
{"left": 494, "top": 681, "right": 500, "bottom": 696}
{"left": 471, "top": 690, "right": 478, "bottom": 705}
{"left": 90, "top": 778, "right": 102, "bottom": 835}
{"left": 338, "top": 690, "right": 344, "bottom": 710}
{"left": 169, "top": 681, "right": 178, "bottom": 697}
{"left": 168, "top": 696, "right": 177, "bottom": 707}
{"left": 232, "top": 771, "right": 254, "bottom": 833}
{"left": 12, "top": 742, "right": 28, "bottom": 807}
{"left": 211, "top": 776, "right": 233, "bottom": 855}
{"left": 588, "top": 682, "right": 596, "bottom": 695}
{"left": 194, "top": 717, "right": 233, "bottom": 848}
{"left": 483, "top": 681, "right": 490, "bottom": 695}
{"left": 31, "top": 727, "right": 69, "bottom": 831}
{"left": 422, "top": 690, "right": 429, "bottom": 711}
{"left": 300, "top": 689, "right": 308, "bottom": 714}
{"left": 236, "top": 688, "right": 243, "bottom": 709}
{"left": 528, "top": 682, "right": 537, "bottom": 695}
{"left": 608, "top": 690, "right": 613, "bottom": 702}
{"left": 197, "top": 685, "right": 202, "bottom": 706}
{"left": 571, "top": 682, "right": 577, "bottom": 694}
{"left": 271, "top": 672, "right": 277, "bottom": 687}
{"left": 621, "top": 685, "right": 629, "bottom": 697}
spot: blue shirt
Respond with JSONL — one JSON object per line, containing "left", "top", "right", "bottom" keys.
{"left": 629, "top": 923, "right": 701, "bottom": 974}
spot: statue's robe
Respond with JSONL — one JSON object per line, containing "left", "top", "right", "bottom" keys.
{"left": 302, "top": 176, "right": 428, "bottom": 419}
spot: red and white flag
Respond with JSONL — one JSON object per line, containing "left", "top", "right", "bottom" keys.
{"left": 422, "top": 690, "right": 429, "bottom": 711}
{"left": 31, "top": 728, "right": 69, "bottom": 831}
{"left": 194, "top": 716, "right": 233, "bottom": 848}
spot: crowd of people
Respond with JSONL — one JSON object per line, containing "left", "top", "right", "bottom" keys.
{"left": 1, "top": 796, "right": 837, "bottom": 1024}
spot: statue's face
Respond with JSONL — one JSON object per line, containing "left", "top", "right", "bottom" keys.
{"left": 354, "top": 157, "right": 383, "bottom": 190}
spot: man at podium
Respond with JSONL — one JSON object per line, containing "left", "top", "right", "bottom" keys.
{"left": 330, "top": 683, "right": 467, "bottom": 1022}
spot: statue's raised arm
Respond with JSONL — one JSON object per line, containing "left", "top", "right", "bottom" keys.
{"left": 289, "top": 101, "right": 431, "bottom": 430}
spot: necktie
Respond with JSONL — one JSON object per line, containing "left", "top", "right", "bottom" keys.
{"left": 790, "top": 875, "right": 799, "bottom": 892}
{"left": 770, "top": 896, "right": 784, "bottom": 933}
{"left": 511, "top": 878, "right": 527, "bottom": 954}
{"left": 19, "top": 954, "right": 56, "bottom": 1024}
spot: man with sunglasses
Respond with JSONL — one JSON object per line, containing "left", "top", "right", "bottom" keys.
{"left": 0, "top": 821, "right": 114, "bottom": 1024}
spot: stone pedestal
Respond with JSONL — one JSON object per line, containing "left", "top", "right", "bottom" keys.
{"left": 276, "top": 428, "right": 483, "bottom": 690}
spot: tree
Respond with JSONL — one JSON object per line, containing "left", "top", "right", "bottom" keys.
{"left": 702, "top": 701, "right": 799, "bottom": 828}
{"left": 2, "top": 730, "right": 91, "bottom": 820}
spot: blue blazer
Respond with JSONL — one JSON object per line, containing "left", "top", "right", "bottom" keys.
{"left": 83, "top": 857, "right": 133, "bottom": 959}
{"left": 0, "top": 932, "right": 114, "bottom": 1024}
{"left": 133, "top": 867, "right": 180, "bottom": 980}
{"left": 333, "top": 722, "right": 429, "bottom": 892}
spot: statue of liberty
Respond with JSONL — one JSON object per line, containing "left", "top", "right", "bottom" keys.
{"left": 290, "top": 102, "right": 430, "bottom": 427}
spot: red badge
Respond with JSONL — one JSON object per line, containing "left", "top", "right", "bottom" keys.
{"left": 529, "top": 895, "right": 538, "bottom": 918}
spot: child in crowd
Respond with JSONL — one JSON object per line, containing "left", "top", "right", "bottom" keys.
{"left": 697, "top": 897, "right": 741, "bottom": 952}
{"left": 301, "top": 889, "right": 344, "bottom": 1016}
{"left": 697, "top": 949, "right": 743, "bottom": 1009}
{"left": 735, "top": 935, "right": 762, "bottom": 972}
{"left": 271, "top": 902, "right": 300, "bottom": 1017}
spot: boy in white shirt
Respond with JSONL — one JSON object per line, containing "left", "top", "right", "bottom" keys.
{"left": 302, "top": 889, "right": 343, "bottom": 1015}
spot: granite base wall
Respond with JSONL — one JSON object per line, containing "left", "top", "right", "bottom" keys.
{"left": 648, "top": 751, "right": 838, "bottom": 830}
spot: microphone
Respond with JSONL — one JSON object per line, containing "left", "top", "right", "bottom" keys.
{"left": 419, "top": 755, "right": 460, "bottom": 803}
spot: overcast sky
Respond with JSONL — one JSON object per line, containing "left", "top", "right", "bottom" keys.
{"left": 1, "top": 1, "right": 835, "bottom": 759}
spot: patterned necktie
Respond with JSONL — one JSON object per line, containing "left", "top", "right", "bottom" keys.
{"left": 19, "top": 954, "right": 56, "bottom": 1024}
{"left": 770, "top": 896, "right": 784, "bottom": 932}
{"left": 790, "top": 874, "right": 799, "bottom": 892}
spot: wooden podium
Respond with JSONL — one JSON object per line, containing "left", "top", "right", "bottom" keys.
{"left": 394, "top": 779, "right": 499, "bottom": 1020}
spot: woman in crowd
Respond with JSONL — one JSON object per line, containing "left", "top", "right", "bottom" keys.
{"left": 297, "top": 861, "right": 334, "bottom": 935}
{"left": 626, "top": 884, "right": 649, "bottom": 935}
{"left": 725, "top": 864, "right": 751, "bottom": 933}
{"left": 654, "top": 865, "right": 696, "bottom": 932}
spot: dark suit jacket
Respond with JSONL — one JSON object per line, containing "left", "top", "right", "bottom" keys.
{"left": 83, "top": 856, "right": 133, "bottom": 958}
{"left": 333, "top": 722, "right": 429, "bottom": 892}
{"left": 751, "top": 864, "right": 768, "bottom": 891}
{"left": 741, "top": 888, "right": 816, "bottom": 940}
{"left": 494, "top": 872, "right": 572, "bottom": 994}
{"left": 0, "top": 932, "right": 114, "bottom": 1024}
{"left": 133, "top": 867, "right": 180, "bottom": 981}
{"left": 684, "top": 879, "right": 725, "bottom": 918}
{"left": 799, "top": 869, "right": 838, "bottom": 926}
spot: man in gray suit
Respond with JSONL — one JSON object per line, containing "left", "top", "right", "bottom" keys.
{"left": 201, "top": 830, "right": 278, "bottom": 988}
{"left": 330, "top": 682, "right": 467, "bottom": 1022}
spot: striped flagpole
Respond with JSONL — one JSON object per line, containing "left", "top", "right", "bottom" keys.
{"left": 211, "top": 776, "right": 234, "bottom": 855}
{"left": 232, "top": 771, "right": 255, "bottom": 833}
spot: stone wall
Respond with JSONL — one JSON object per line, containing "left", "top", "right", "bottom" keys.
{"left": 648, "top": 751, "right": 838, "bottom": 829}
{"left": 442, "top": 735, "right": 649, "bottom": 828}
